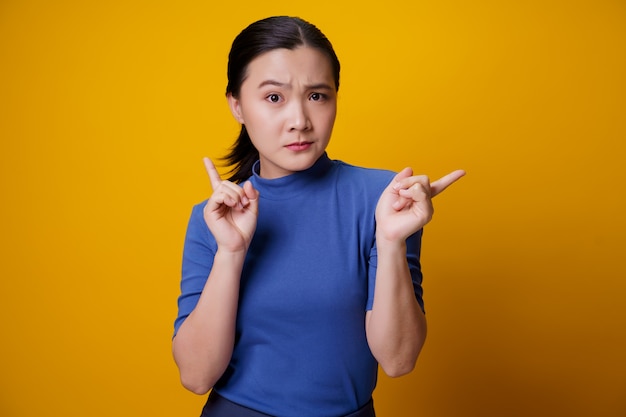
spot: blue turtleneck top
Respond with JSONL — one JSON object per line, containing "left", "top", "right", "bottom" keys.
{"left": 175, "top": 154, "right": 423, "bottom": 417}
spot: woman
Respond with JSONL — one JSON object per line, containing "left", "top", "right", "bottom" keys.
{"left": 173, "top": 16, "right": 464, "bottom": 417}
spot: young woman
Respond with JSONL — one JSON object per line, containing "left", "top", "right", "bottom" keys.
{"left": 173, "top": 16, "right": 464, "bottom": 417}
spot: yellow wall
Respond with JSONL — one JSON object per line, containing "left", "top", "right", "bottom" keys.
{"left": 1, "top": 1, "right": 625, "bottom": 416}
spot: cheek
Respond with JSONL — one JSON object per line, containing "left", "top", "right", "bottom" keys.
{"left": 320, "top": 108, "right": 337, "bottom": 130}
{"left": 246, "top": 113, "right": 279, "bottom": 146}
{"left": 240, "top": 98, "right": 265, "bottom": 120}
{"left": 246, "top": 105, "right": 280, "bottom": 127}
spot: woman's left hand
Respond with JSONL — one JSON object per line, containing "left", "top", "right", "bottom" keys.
{"left": 375, "top": 168, "right": 466, "bottom": 243}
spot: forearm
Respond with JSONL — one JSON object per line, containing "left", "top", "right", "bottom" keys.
{"left": 366, "top": 238, "right": 427, "bottom": 377}
{"left": 172, "top": 249, "right": 245, "bottom": 394}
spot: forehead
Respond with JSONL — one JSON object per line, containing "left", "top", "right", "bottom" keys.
{"left": 244, "top": 47, "right": 335, "bottom": 86}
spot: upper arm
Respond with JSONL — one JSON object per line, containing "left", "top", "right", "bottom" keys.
{"left": 174, "top": 202, "right": 217, "bottom": 336}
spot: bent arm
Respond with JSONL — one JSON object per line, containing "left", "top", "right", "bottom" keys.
{"left": 172, "top": 249, "right": 245, "bottom": 394}
{"left": 367, "top": 167, "right": 464, "bottom": 376}
{"left": 365, "top": 237, "right": 427, "bottom": 378}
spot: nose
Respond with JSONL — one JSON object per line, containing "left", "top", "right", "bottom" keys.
{"left": 287, "top": 100, "right": 311, "bottom": 131}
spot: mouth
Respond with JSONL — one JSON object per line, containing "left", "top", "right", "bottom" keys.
{"left": 285, "top": 141, "right": 313, "bottom": 152}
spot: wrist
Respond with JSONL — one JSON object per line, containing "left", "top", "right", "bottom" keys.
{"left": 214, "top": 247, "right": 247, "bottom": 262}
{"left": 375, "top": 232, "right": 407, "bottom": 254}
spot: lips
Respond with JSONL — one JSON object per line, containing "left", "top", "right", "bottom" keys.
{"left": 285, "top": 141, "right": 313, "bottom": 151}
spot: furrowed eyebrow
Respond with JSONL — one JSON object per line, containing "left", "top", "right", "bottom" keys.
{"left": 306, "top": 83, "right": 334, "bottom": 91}
{"left": 257, "top": 80, "right": 334, "bottom": 90}
{"left": 258, "top": 80, "right": 287, "bottom": 89}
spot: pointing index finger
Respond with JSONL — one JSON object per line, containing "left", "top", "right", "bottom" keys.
{"left": 430, "top": 169, "right": 466, "bottom": 197}
{"left": 203, "top": 157, "right": 223, "bottom": 190}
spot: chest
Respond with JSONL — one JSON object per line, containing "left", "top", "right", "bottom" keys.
{"left": 238, "top": 192, "right": 375, "bottom": 322}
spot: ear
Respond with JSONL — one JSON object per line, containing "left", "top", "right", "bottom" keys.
{"left": 227, "top": 93, "right": 245, "bottom": 124}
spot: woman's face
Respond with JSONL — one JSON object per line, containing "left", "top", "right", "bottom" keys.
{"left": 228, "top": 46, "right": 337, "bottom": 179}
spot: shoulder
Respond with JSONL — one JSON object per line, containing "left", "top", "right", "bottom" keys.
{"left": 190, "top": 199, "right": 208, "bottom": 221}
{"left": 332, "top": 159, "right": 396, "bottom": 192}
{"left": 184, "top": 199, "right": 216, "bottom": 247}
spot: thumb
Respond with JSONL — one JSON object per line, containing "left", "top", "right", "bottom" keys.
{"left": 384, "top": 167, "right": 414, "bottom": 211}
{"left": 391, "top": 167, "right": 413, "bottom": 188}
{"left": 242, "top": 181, "right": 260, "bottom": 211}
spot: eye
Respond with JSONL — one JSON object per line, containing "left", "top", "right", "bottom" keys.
{"left": 310, "top": 92, "right": 326, "bottom": 102}
{"left": 266, "top": 93, "right": 282, "bottom": 103}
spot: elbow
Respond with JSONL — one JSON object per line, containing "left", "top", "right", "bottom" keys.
{"left": 176, "top": 360, "right": 223, "bottom": 394}
{"left": 376, "top": 338, "right": 425, "bottom": 378}
{"left": 172, "top": 336, "right": 224, "bottom": 395}
{"left": 174, "top": 356, "right": 220, "bottom": 395}
{"left": 180, "top": 374, "right": 213, "bottom": 395}
{"left": 379, "top": 358, "right": 417, "bottom": 378}
{"left": 186, "top": 384, "right": 212, "bottom": 396}
{"left": 176, "top": 361, "right": 227, "bottom": 395}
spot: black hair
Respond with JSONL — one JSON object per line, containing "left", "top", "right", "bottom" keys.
{"left": 222, "top": 16, "right": 341, "bottom": 183}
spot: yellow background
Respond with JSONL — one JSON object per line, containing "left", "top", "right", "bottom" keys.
{"left": 1, "top": 0, "right": 625, "bottom": 416}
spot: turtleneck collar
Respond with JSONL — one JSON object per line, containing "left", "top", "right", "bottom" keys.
{"left": 249, "top": 153, "right": 334, "bottom": 200}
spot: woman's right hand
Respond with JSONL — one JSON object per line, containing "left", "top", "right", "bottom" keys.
{"left": 202, "top": 157, "right": 259, "bottom": 253}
